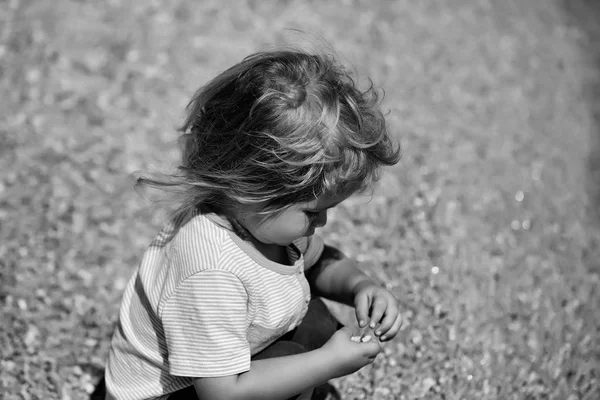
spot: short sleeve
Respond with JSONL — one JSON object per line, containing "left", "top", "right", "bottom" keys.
{"left": 295, "top": 234, "right": 325, "bottom": 270}
{"left": 161, "top": 270, "right": 250, "bottom": 377}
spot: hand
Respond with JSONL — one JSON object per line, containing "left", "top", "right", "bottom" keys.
{"left": 353, "top": 281, "right": 402, "bottom": 342}
{"left": 321, "top": 327, "right": 382, "bottom": 377}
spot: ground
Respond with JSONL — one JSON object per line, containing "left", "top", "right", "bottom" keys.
{"left": 1, "top": 0, "right": 599, "bottom": 399}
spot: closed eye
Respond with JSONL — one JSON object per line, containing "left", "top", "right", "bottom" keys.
{"left": 303, "top": 210, "right": 320, "bottom": 218}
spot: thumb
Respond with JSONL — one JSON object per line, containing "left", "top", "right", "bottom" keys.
{"left": 362, "top": 339, "right": 383, "bottom": 357}
{"left": 336, "top": 326, "right": 356, "bottom": 337}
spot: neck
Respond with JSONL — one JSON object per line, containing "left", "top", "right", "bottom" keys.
{"left": 247, "top": 236, "right": 291, "bottom": 266}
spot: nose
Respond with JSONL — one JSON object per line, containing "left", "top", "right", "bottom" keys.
{"left": 313, "top": 210, "right": 328, "bottom": 228}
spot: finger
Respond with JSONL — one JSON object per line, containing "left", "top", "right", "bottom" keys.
{"left": 362, "top": 340, "right": 383, "bottom": 357}
{"left": 338, "top": 326, "right": 356, "bottom": 337}
{"left": 373, "top": 309, "right": 397, "bottom": 337}
{"left": 354, "top": 293, "right": 370, "bottom": 328}
{"left": 368, "top": 297, "right": 388, "bottom": 329}
{"left": 379, "top": 313, "right": 404, "bottom": 342}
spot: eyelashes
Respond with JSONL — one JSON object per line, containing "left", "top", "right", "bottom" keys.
{"left": 303, "top": 210, "right": 320, "bottom": 219}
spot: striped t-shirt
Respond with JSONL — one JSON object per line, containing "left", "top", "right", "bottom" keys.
{"left": 105, "top": 211, "right": 324, "bottom": 400}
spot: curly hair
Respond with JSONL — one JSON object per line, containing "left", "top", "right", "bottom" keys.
{"left": 137, "top": 50, "right": 401, "bottom": 218}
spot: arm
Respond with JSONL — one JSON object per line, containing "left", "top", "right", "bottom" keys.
{"left": 306, "top": 244, "right": 403, "bottom": 340}
{"left": 194, "top": 327, "right": 381, "bottom": 400}
{"left": 305, "top": 244, "right": 376, "bottom": 306}
{"left": 194, "top": 349, "right": 333, "bottom": 400}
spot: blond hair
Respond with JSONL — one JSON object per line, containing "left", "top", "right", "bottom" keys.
{"left": 137, "top": 50, "right": 400, "bottom": 218}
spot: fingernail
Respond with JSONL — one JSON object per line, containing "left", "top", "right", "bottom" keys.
{"left": 359, "top": 320, "right": 365, "bottom": 327}
{"left": 369, "top": 322, "right": 376, "bottom": 328}
{"left": 380, "top": 335, "right": 387, "bottom": 341}
{"left": 375, "top": 330, "right": 381, "bottom": 336}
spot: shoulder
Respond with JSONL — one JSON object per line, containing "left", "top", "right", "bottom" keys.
{"left": 148, "top": 212, "right": 239, "bottom": 291}
{"left": 159, "top": 265, "right": 250, "bottom": 319}
{"left": 168, "top": 213, "right": 265, "bottom": 281}
{"left": 169, "top": 269, "right": 248, "bottom": 301}
{"left": 174, "top": 212, "right": 228, "bottom": 247}
{"left": 170, "top": 213, "right": 229, "bottom": 263}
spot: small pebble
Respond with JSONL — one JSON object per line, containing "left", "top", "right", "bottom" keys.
{"left": 351, "top": 336, "right": 361, "bottom": 342}
{"left": 361, "top": 335, "right": 372, "bottom": 342}
{"left": 515, "top": 191, "right": 524, "bottom": 202}
{"left": 84, "top": 382, "right": 96, "bottom": 394}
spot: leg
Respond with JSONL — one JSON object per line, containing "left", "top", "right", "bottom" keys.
{"left": 252, "top": 339, "right": 307, "bottom": 360}
{"left": 167, "top": 384, "right": 198, "bottom": 400}
{"left": 289, "top": 297, "right": 343, "bottom": 351}
{"left": 289, "top": 297, "right": 343, "bottom": 400}
{"left": 251, "top": 340, "right": 310, "bottom": 400}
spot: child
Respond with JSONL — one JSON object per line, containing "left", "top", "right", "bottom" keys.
{"left": 104, "top": 49, "right": 402, "bottom": 400}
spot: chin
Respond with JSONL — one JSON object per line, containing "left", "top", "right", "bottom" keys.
{"left": 266, "top": 237, "right": 296, "bottom": 246}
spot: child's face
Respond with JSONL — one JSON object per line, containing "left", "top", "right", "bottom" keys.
{"left": 236, "top": 191, "right": 353, "bottom": 246}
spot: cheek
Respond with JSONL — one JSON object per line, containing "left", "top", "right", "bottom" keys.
{"left": 301, "top": 215, "right": 312, "bottom": 229}
{"left": 301, "top": 214, "right": 317, "bottom": 232}
{"left": 269, "top": 216, "right": 311, "bottom": 238}
{"left": 247, "top": 210, "right": 314, "bottom": 242}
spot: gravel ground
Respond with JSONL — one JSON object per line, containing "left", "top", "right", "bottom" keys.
{"left": 1, "top": 0, "right": 599, "bottom": 399}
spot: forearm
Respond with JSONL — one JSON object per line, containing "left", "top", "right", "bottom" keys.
{"left": 307, "top": 245, "right": 376, "bottom": 306}
{"left": 235, "top": 349, "right": 336, "bottom": 400}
